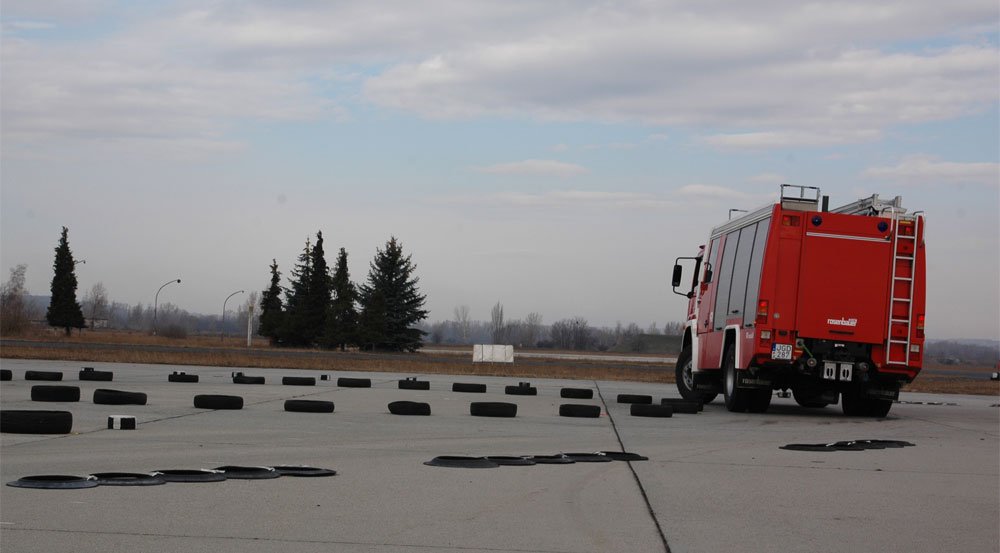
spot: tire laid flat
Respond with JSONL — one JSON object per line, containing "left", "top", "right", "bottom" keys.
{"left": 559, "top": 404, "right": 601, "bottom": 418}
{"left": 469, "top": 402, "right": 517, "bottom": 417}
{"left": 25, "top": 371, "right": 62, "bottom": 381}
{"left": 282, "top": 376, "right": 316, "bottom": 386}
{"left": 1, "top": 410, "right": 73, "bottom": 434}
{"left": 30, "top": 385, "right": 81, "bottom": 402}
{"left": 338, "top": 377, "right": 371, "bottom": 388}
{"left": 388, "top": 400, "right": 431, "bottom": 416}
{"left": 453, "top": 382, "right": 486, "bottom": 393}
{"left": 284, "top": 399, "right": 334, "bottom": 413}
{"left": 560, "top": 388, "right": 593, "bottom": 399}
{"left": 193, "top": 395, "right": 243, "bottom": 410}
{"left": 630, "top": 404, "right": 673, "bottom": 417}
{"left": 617, "top": 394, "right": 652, "bottom": 404}
{"left": 93, "top": 388, "right": 148, "bottom": 406}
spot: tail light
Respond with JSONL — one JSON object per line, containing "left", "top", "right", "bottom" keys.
{"left": 899, "top": 221, "right": 915, "bottom": 236}
{"left": 782, "top": 215, "right": 800, "bottom": 227}
{"left": 756, "top": 300, "right": 769, "bottom": 324}
{"left": 916, "top": 314, "right": 925, "bottom": 338}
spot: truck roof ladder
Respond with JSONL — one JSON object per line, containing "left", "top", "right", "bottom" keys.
{"left": 885, "top": 211, "right": 922, "bottom": 366}
{"left": 779, "top": 184, "right": 821, "bottom": 212}
{"left": 830, "top": 194, "right": 906, "bottom": 217}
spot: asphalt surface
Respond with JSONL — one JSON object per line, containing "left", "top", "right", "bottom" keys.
{"left": 1, "top": 359, "right": 997, "bottom": 553}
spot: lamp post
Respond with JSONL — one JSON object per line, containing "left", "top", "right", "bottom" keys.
{"left": 221, "top": 290, "right": 244, "bottom": 342}
{"left": 153, "top": 279, "right": 181, "bottom": 336}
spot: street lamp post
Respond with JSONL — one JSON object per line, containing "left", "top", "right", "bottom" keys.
{"left": 153, "top": 279, "right": 181, "bottom": 336}
{"left": 221, "top": 290, "right": 245, "bottom": 342}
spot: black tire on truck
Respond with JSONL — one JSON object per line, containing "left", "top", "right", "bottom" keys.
{"left": 842, "top": 390, "right": 892, "bottom": 417}
{"left": 675, "top": 346, "right": 718, "bottom": 404}
{"left": 722, "top": 346, "right": 750, "bottom": 412}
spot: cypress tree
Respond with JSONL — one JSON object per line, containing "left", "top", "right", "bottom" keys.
{"left": 280, "top": 238, "right": 313, "bottom": 346}
{"left": 258, "top": 259, "right": 284, "bottom": 344}
{"left": 46, "top": 226, "right": 85, "bottom": 335}
{"left": 324, "top": 247, "right": 358, "bottom": 351}
{"left": 357, "top": 237, "right": 428, "bottom": 352}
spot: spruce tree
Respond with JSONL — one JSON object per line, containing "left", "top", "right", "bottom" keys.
{"left": 324, "top": 247, "right": 358, "bottom": 351}
{"left": 280, "top": 238, "right": 313, "bottom": 346}
{"left": 258, "top": 259, "right": 284, "bottom": 344}
{"left": 357, "top": 237, "right": 428, "bottom": 351}
{"left": 46, "top": 226, "right": 85, "bottom": 335}
{"left": 304, "top": 231, "right": 332, "bottom": 340}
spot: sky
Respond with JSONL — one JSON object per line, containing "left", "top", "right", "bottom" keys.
{"left": 1, "top": 0, "right": 998, "bottom": 340}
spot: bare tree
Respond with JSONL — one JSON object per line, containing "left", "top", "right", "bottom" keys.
{"left": 522, "top": 312, "right": 543, "bottom": 348}
{"left": 0, "top": 264, "right": 29, "bottom": 335}
{"left": 82, "top": 282, "right": 109, "bottom": 328}
{"left": 490, "top": 301, "right": 507, "bottom": 344}
{"left": 453, "top": 304, "right": 471, "bottom": 344}
{"left": 662, "top": 321, "right": 684, "bottom": 336}
{"left": 647, "top": 321, "right": 659, "bottom": 334}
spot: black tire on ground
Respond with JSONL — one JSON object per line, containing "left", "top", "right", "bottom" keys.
{"left": 722, "top": 346, "right": 750, "bottom": 412}
{"left": 1, "top": 410, "right": 73, "bottom": 434}
{"left": 338, "top": 377, "right": 371, "bottom": 388}
{"left": 560, "top": 387, "right": 593, "bottom": 399}
{"left": 282, "top": 376, "right": 316, "bottom": 386}
{"left": 168, "top": 373, "right": 199, "bottom": 383}
{"left": 470, "top": 402, "right": 517, "bottom": 417}
{"left": 233, "top": 375, "right": 265, "bottom": 384}
{"left": 93, "top": 389, "right": 148, "bottom": 406}
{"left": 0, "top": 369, "right": 10, "bottom": 381}
{"left": 152, "top": 469, "right": 227, "bottom": 483}
{"left": 30, "top": 385, "right": 81, "bottom": 402}
{"left": 388, "top": 400, "right": 431, "bottom": 416}
{"left": 630, "top": 404, "right": 673, "bottom": 417}
{"left": 398, "top": 379, "right": 430, "bottom": 390}
{"left": 616, "top": 394, "right": 652, "bottom": 404}
{"left": 284, "top": 399, "right": 335, "bottom": 413}
{"left": 7, "top": 475, "right": 98, "bottom": 489}
{"left": 675, "top": 346, "right": 719, "bottom": 404}
{"left": 193, "top": 394, "right": 243, "bottom": 410}
{"left": 90, "top": 472, "right": 165, "bottom": 486}
{"left": 213, "top": 466, "right": 280, "bottom": 480}
{"left": 25, "top": 370, "right": 62, "bottom": 381}
{"left": 453, "top": 382, "right": 487, "bottom": 393}
{"left": 270, "top": 465, "right": 337, "bottom": 477}
{"left": 559, "top": 404, "right": 601, "bottom": 418}
{"left": 79, "top": 369, "right": 113, "bottom": 381}
{"left": 505, "top": 385, "right": 537, "bottom": 396}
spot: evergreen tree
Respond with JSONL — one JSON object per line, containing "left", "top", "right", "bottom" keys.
{"left": 46, "top": 226, "right": 85, "bottom": 335}
{"left": 258, "top": 259, "right": 284, "bottom": 344}
{"left": 357, "top": 237, "right": 428, "bottom": 351}
{"left": 323, "top": 247, "right": 358, "bottom": 351}
{"left": 304, "top": 231, "right": 332, "bottom": 340}
{"left": 280, "top": 238, "right": 313, "bottom": 346}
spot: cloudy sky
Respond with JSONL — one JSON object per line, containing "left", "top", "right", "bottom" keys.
{"left": 2, "top": 0, "right": 998, "bottom": 340}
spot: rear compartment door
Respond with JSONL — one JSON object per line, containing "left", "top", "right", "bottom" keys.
{"left": 795, "top": 214, "right": 892, "bottom": 344}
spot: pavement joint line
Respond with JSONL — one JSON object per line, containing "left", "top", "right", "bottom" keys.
{"left": 593, "top": 380, "right": 672, "bottom": 553}
{"left": 0, "top": 527, "right": 579, "bottom": 553}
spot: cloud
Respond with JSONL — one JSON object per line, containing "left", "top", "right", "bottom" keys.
{"left": 475, "top": 159, "right": 588, "bottom": 177}
{"left": 863, "top": 156, "right": 1000, "bottom": 186}
{"left": 677, "top": 184, "right": 751, "bottom": 199}
{"left": 749, "top": 173, "right": 787, "bottom": 183}
{"left": 702, "top": 129, "right": 882, "bottom": 149}
{"left": 436, "top": 189, "right": 675, "bottom": 210}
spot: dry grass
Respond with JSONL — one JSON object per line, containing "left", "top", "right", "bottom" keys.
{"left": 3, "top": 330, "right": 996, "bottom": 394}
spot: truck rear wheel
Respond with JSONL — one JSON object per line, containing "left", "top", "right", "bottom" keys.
{"left": 747, "top": 388, "right": 772, "bottom": 413}
{"left": 842, "top": 390, "right": 892, "bottom": 417}
{"left": 722, "top": 347, "right": 749, "bottom": 412}
{"left": 675, "top": 347, "right": 717, "bottom": 404}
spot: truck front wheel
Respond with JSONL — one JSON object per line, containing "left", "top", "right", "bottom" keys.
{"left": 722, "top": 347, "right": 750, "bottom": 412}
{"left": 675, "top": 347, "right": 718, "bottom": 404}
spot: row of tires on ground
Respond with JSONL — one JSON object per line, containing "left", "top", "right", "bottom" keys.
{"left": 7, "top": 465, "right": 336, "bottom": 490}
{"left": 0, "top": 392, "right": 702, "bottom": 434}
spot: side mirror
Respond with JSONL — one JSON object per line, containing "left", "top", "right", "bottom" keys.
{"left": 703, "top": 267, "right": 713, "bottom": 284}
{"left": 671, "top": 264, "right": 683, "bottom": 287}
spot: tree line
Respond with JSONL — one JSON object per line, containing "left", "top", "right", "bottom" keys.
{"left": 258, "top": 232, "right": 428, "bottom": 352}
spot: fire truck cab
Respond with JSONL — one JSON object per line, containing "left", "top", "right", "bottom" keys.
{"left": 671, "top": 185, "right": 926, "bottom": 417}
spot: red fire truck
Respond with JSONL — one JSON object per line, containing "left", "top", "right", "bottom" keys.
{"left": 671, "top": 185, "right": 926, "bottom": 416}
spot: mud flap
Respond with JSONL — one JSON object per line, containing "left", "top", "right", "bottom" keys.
{"left": 736, "top": 371, "right": 773, "bottom": 390}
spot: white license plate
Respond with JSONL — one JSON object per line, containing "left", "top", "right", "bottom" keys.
{"left": 772, "top": 344, "right": 793, "bottom": 360}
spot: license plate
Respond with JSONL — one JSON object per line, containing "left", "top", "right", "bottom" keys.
{"left": 772, "top": 343, "right": 793, "bottom": 360}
